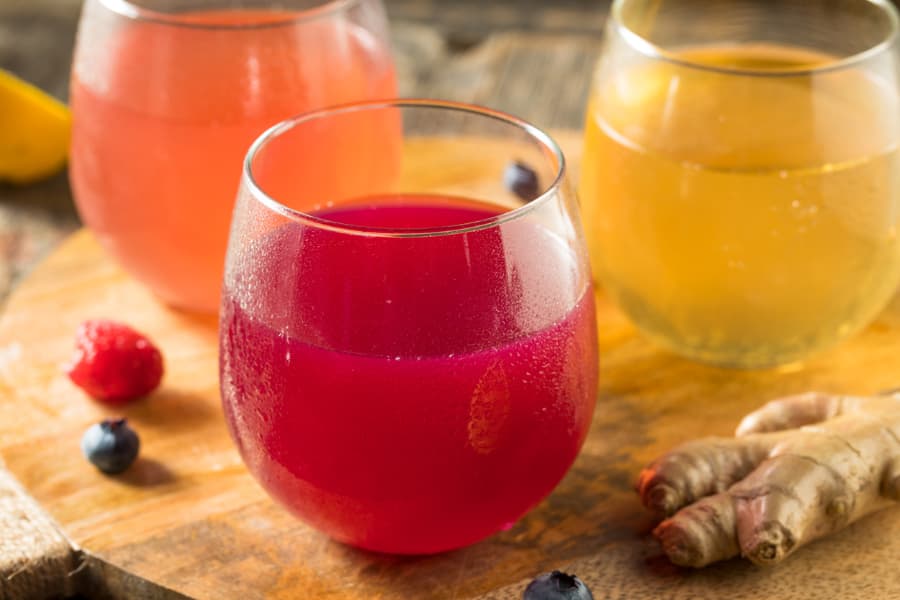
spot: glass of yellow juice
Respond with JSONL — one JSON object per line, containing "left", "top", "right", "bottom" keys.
{"left": 580, "top": 0, "right": 900, "bottom": 368}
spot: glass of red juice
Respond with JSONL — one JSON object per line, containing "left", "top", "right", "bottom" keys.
{"left": 69, "top": 0, "right": 396, "bottom": 313}
{"left": 219, "top": 100, "right": 599, "bottom": 555}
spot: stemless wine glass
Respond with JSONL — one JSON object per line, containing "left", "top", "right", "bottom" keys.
{"left": 580, "top": 0, "right": 900, "bottom": 368}
{"left": 219, "top": 100, "right": 599, "bottom": 554}
{"left": 69, "top": 0, "right": 396, "bottom": 312}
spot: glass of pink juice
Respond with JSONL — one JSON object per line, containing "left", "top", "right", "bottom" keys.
{"left": 220, "top": 100, "right": 599, "bottom": 555}
{"left": 69, "top": 0, "right": 396, "bottom": 312}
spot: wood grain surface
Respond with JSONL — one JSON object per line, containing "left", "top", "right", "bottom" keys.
{"left": 0, "top": 131, "right": 899, "bottom": 599}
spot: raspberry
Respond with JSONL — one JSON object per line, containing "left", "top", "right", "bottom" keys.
{"left": 65, "top": 319, "right": 164, "bottom": 404}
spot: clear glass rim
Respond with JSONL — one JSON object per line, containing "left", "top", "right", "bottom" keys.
{"left": 610, "top": 0, "right": 900, "bottom": 77}
{"left": 243, "top": 99, "right": 568, "bottom": 239}
{"left": 96, "top": 0, "right": 357, "bottom": 29}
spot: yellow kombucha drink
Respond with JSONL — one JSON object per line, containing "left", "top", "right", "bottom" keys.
{"left": 580, "top": 44, "right": 900, "bottom": 367}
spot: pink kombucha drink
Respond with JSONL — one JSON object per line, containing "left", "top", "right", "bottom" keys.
{"left": 70, "top": 2, "right": 396, "bottom": 311}
{"left": 220, "top": 101, "right": 599, "bottom": 554}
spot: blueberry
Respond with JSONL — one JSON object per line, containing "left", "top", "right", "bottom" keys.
{"left": 504, "top": 161, "right": 541, "bottom": 201}
{"left": 523, "top": 571, "right": 594, "bottom": 600}
{"left": 81, "top": 418, "right": 140, "bottom": 474}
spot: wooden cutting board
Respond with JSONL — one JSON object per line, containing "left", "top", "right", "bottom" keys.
{"left": 1, "top": 133, "right": 899, "bottom": 599}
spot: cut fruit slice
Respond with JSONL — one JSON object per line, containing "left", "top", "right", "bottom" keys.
{"left": 0, "top": 69, "right": 71, "bottom": 185}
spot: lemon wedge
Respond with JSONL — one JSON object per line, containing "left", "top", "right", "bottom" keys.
{"left": 0, "top": 69, "right": 72, "bottom": 185}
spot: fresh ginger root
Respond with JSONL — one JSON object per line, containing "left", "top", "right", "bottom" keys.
{"left": 636, "top": 392, "right": 900, "bottom": 567}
